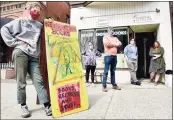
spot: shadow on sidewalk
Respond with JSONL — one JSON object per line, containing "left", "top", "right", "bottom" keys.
{"left": 88, "top": 94, "right": 104, "bottom": 109}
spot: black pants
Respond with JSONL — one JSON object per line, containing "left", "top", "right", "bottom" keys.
{"left": 85, "top": 65, "right": 96, "bottom": 83}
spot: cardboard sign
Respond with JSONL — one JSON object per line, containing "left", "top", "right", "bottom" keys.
{"left": 44, "top": 19, "right": 89, "bottom": 118}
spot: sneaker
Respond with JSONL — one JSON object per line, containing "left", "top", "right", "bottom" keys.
{"left": 102, "top": 85, "right": 108, "bottom": 92}
{"left": 131, "top": 81, "right": 141, "bottom": 86}
{"left": 112, "top": 84, "right": 121, "bottom": 90}
{"left": 91, "top": 83, "right": 96, "bottom": 87}
{"left": 86, "top": 83, "right": 90, "bottom": 87}
{"left": 154, "top": 82, "right": 158, "bottom": 86}
{"left": 45, "top": 105, "right": 52, "bottom": 116}
{"left": 21, "top": 105, "right": 31, "bottom": 118}
{"left": 135, "top": 81, "right": 141, "bottom": 85}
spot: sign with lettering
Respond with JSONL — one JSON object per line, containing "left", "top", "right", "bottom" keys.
{"left": 133, "top": 14, "right": 153, "bottom": 23}
{"left": 96, "top": 30, "right": 127, "bottom": 36}
{"left": 44, "top": 19, "right": 89, "bottom": 118}
{"left": 96, "top": 17, "right": 109, "bottom": 27}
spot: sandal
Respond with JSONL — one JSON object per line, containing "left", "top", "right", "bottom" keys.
{"left": 154, "top": 82, "right": 158, "bottom": 86}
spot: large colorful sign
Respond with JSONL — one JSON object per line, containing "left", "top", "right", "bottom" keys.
{"left": 44, "top": 19, "right": 89, "bottom": 118}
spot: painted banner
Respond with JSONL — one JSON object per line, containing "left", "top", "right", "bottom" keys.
{"left": 44, "top": 19, "right": 89, "bottom": 118}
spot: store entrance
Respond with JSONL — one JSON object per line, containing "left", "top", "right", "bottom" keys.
{"left": 135, "top": 32, "right": 155, "bottom": 79}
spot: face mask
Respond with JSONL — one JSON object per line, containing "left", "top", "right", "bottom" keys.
{"left": 30, "top": 10, "right": 40, "bottom": 20}
{"left": 130, "top": 41, "right": 135, "bottom": 45}
{"left": 89, "top": 45, "right": 93, "bottom": 50}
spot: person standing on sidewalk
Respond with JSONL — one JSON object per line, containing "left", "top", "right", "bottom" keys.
{"left": 82, "top": 42, "right": 101, "bottom": 87}
{"left": 149, "top": 41, "right": 165, "bottom": 86}
{"left": 124, "top": 39, "right": 141, "bottom": 86}
{"left": 1, "top": 2, "right": 52, "bottom": 118}
{"left": 102, "top": 27, "right": 122, "bottom": 92}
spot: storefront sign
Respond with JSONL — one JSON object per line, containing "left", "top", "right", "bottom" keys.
{"left": 96, "top": 17, "right": 109, "bottom": 27}
{"left": 133, "top": 14, "right": 153, "bottom": 23}
{"left": 96, "top": 31, "right": 127, "bottom": 36}
{"left": 44, "top": 19, "right": 89, "bottom": 118}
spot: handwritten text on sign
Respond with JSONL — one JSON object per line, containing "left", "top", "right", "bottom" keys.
{"left": 57, "top": 83, "right": 81, "bottom": 113}
{"left": 133, "top": 14, "right": 153, "bottom": 23}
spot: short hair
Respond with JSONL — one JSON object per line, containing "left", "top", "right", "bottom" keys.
{"left": 107, "top": 27, "right": 114, "bottom": 33}
{"left": 26, "top": 2, "right": 42, "bottom": 10}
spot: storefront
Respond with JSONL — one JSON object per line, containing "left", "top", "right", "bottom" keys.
{"left": 71, "top": 2, "right": 172, "bottom": 83}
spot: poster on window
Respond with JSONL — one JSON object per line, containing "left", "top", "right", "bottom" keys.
{"left": 44, "top": 19, "right": 89, "bottom": 118}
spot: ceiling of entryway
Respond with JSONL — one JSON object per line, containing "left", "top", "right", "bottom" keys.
{"left": 130, "top": 24, "right": 159, "bottom": 32}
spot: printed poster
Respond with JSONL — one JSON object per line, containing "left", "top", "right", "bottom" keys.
{"left": 44, "top": 19, "right": 89, "bottom": 118}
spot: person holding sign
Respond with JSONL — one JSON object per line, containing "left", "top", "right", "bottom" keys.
{"left": 1, "top": 2, "right": 52, "bottom": 118}
{"left": 82, "top": 42, "right": 101, "bottom": 87}
{"left": 124, "top": 39, "right": 141, "bottom": 86}
{"left": 102, "top": 27, "right": 122, "bottom": 92}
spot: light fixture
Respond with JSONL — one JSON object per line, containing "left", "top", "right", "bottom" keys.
{"left": 80, "top": 17, "right": 83, "bottom": 20}
{"left": 156, "top": 8, "right": 160, "bottom": 13}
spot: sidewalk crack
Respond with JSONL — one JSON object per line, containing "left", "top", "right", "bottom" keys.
{"left": 103, "top": 90, "right": 115, "bottom": 119}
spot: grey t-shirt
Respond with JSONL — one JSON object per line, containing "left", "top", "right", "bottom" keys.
{"left": 1, "top": 18, "right": 43, "bottom": 58}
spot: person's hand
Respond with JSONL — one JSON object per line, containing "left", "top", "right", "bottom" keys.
{"left": 153, "top": 55, "right": 161, "bottom": 59}
{"left": 18, "top": 41, "right": 25, "bottom": 45}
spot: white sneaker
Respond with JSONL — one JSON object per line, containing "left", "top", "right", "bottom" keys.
{"left": 86, "top": 83, "right": 90, "bottom": 87}
{"left": 21, "top": 105, "right": 31, "bottom": 118}
{"left": 92, "top": 83, "right": 96, "bottom": 87}
{"left": 45, "top": 105, "right": 52, "bottom": 116}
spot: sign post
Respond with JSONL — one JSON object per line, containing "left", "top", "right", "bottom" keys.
{"left": 44, "top": 19, "right": 89, "bottom": 118}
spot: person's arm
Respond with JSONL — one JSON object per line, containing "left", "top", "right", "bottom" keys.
{"left": 155, "top": 47, "right": 164, "bottom": 58}
{"left": 1, "top": 19, "right": 23, "bottom": 47}
{"left": 95, "top": 50, "right": 102, "bottom": 57}
{"left": 81, "top": 51, "right": 87, "bottom": 56}
{"left": 124, "top": 46, "right": 128, "bottom": 60}
{"left": 149, "top": 48, "right": 154, "bottom": 57}
{"left": 103, "top": 35, "right": 116, "bottom": 48}
{"left": 114, "top": 37, "right": 122, "bottom": 47}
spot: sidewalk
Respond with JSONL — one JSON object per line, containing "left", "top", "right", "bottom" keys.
{"left": 1, "top": 79, "right": 172, "bottom": 119}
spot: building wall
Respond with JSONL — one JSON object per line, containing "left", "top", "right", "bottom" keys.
{"left": 71, "top": 2, "right": 172, "bottom": 83}
{"left": 0, "top": 2, "right": 26, "bottom": 18}
{"left": 71, "top": 2, "right": 161, "bottom": 29}
{"left": 0, "top": 2, "right": 70, "bottom": 23}
{"left": 156, "top": 2, "right": 172, "bottom": 71}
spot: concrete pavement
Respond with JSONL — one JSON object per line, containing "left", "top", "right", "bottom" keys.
{"left": 1, "top": 79, "right": 172, "bottom": 119}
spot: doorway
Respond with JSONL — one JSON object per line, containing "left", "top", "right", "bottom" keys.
{"left": 135, "top": 32, "right": 155, "bottom": 79}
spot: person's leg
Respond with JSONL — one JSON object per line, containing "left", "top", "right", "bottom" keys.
{"left": 154, "top": 73, "right": 160, "bottom": 86}
{"left": 28, "top": 57, "right": 51, "bottom": 116}
{"left": 127, "top": 60, "right": 137, "bottom": 83}
{"left": 110, "top": 56, "right": 121, "bottom": 90}
{"left": 12, "top": 49, "right": 30, "bottom": 118}
{"left": 150, "top": 72, "right": 155, "bottom": 82}
{"left": 85, "top": 65, "right": 90, "bottom": 87}
{"left": 91, "top": 66, "right": 96, "bottom": 86}
{"left": 133, "top": 61, "right": 141, "bottom": 85}
{"left": 102, "top": 56, "right": 111, "bottom": 91}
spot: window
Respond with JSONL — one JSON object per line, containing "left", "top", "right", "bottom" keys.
{"left": 95, "top": 28, "right": 128, "bottom": 54}
{"left": 7, "top": 6, "right": 10, "bottom": 10}
{"left": 16, "top": 4, "right": 21, "bottom": 8}
{"left": 96, "top": 29, "right": 107, "bottom": 53}
{"left": 11, "top": 5, "right": 13, "bottom": 9}
{"left": 79, "top": 30, "right": 95, "bottom": 68}
{"left": 3, "top": 7, "right": 6, "bottom": 11}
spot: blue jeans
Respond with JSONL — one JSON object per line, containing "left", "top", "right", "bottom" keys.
{"left": 12, "top": 49, "right": 49, "bottom": 104}
{"left": 103, "top": 55, "right": 117, "bottom": 86}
